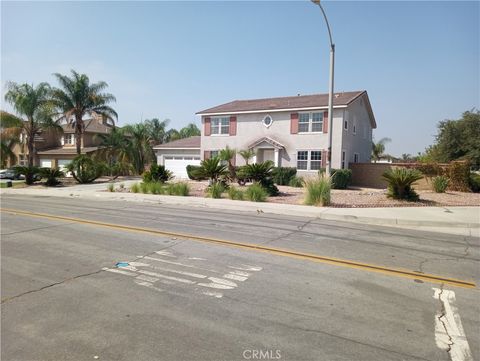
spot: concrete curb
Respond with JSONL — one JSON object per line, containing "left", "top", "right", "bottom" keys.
{"left": 2, "top": 187, "right": 478, "bottom": 229}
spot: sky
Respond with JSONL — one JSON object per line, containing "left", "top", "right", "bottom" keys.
{"left": 1, "top": 0, "right": 479, "bottom": 157}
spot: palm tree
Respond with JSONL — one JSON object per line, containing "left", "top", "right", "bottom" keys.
{"left": 179, "top": 123, "right": 201, "bottom": 138}
{"left": 123, "top": 123, "right": 153, "bottom": 174}
{"left": 192, "top": 158, "right": 227, "bottom": 184}
{"left": 50, "top": 70, "right": 117, "bottom": 155}
{"left": 239, "top": 149, "right": 256, "bottom": 165}
{"left": 3, "top": 83, "right": 61, "bottom": 172}
{"left": 165, "top": 128, "right": 181, "bottom": 143}
{"left": 219, "top": 146, "right": 236, "bottom": 178}
{"left": 372, "top": 137, "right": 391, "bottom": 162}
{"left": 95, "top": 127, "right": 131, "bottom": 166}
{"left": 145, "top": 118, "right": 170, "bottom": 145}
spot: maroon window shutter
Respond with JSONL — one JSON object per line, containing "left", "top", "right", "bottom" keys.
{"left": 204, "top": 150, "right": 211, "bottom": 160}
{"left": 229, "top": 116, "right": 237, "bottom": 136}
{"left": 204, "top": 117, "right": 211, "bottom": 136}
{"left": 323, "top": 111, "right": 328, "bottom": 133}
{"left": 322, "top": 150, "right": 327, "bottom": 168}
{"left": 290, "top": 113, "right": 299, "bottom": 134}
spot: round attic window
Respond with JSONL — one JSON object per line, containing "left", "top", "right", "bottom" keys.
{"left": 262, "top": 115, "right": 273, "bottom": 128}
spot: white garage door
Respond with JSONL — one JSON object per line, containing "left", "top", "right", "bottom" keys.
{"left": 164, "top": 156, "right": 200, "bottom": 179}
{"left": 40, "top": 159, "right": 52, "bottom": 168}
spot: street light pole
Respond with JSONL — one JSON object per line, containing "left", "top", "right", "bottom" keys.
{"left": 311, "top": 0, "right": 335, "bottom": 176}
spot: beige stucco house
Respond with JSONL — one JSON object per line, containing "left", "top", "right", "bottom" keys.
{"left": 155, "top": 90, "right": 376, "bottom": 178}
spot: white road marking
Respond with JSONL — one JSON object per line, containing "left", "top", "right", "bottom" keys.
{"left": 136, "top": 274, "right": 159, "bottom": 283}
{"left": 129, "top": 262, "right": 151, "bottom": 267}
{"left": 137, "top": 269, "right": 196, "bottom": 284}
{"left": 229, "top": 265, "right": 263, "bottom": 272}
{"left": 146, "top": 264, "right": 207, "bottom": 279}
{"left": 432, "top": 288, "right": 473, "bottom": 361}
{"left": 155, "top": 250, "right": 176, "bottom": 258}
{"left": 134, "top": 280, "right": 164, "bottom": 293}
{"left": 208, "top": 277, "right": 237, "bottom": 287}
{"left": 230, "top": 270, "right": 251, "bottom": 277}
{"left": 143, "top": 256, "right": 220, "bottom": 273}
{"left": 224, "top": 274, "right": 248, "bottom": 282}
{"left": 103, "top": 267, "right": 137, "bottom": 277}
{"left": 197, "top": 282, "right": 234, "bottom": 290}
{"left": 202, "top": 291, "right": 223, "bottom": 298}
{"left": 189, "top": 257, "right": 207, "bottom": 261}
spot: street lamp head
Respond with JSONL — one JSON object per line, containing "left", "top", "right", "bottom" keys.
{"left": 311, "top": 0, "right": 321, "bottom": 4}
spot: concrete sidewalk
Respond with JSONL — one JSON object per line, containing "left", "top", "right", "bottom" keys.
{"left": 1, "top": 184, "right": 479, "bottom": 236}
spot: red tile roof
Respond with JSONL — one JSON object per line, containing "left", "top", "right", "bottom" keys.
{"left": 196, "top": 91, "right": 366, "bottom": 115}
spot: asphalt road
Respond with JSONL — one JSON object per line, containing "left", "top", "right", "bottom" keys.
{"left": 1, "top": 194, "right": 479, "bottom": 361}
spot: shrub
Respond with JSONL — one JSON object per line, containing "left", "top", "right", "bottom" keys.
{"left": 119, "top": 183, "right": 125, "bottom": 189}
{"left": 432, "top": 176, "right": 449, "bottom": 193}
{"left": 65, "top": 155, "right": 106, "bottom": 184}
{"left": 447, "top": 161, "right": 470, "bottom": 191}
{"left": 173, "top": 182, "right": 190, "bottom": 196}
{"left": 469, "top": 173, "right": 480, "bottom": 193}
{"left": 192, "top": 158, "right": 227, "bottom": 183}
{"left": 272, "top": 167, "right": 297, "bottom": 185}
{"left": 288, "top": 176, "right": 304, "bottom": 188}
{"left": 186, "top": 165, "right": 205, "bottom": 180}
{"left": 140, "top": 182, "right": 150, "bottom": 194}
{"left": 105, "top": 162, "right": 134, "bottom": 179}
{"left": 107, "top": 183, "right": 115, "bottom": 192}
{"left": 130, "top": 183, "right": 140, "bottom": 193}
{"left": 304, "top": 176, "right": 331, "bottom": 206}
{"left": 39, "top": 167, "right": 64, "bottom": 187}
{"left": 206, "top": 182, "right": 225, "bottom": 198}
{"left": 149, "top": 182, "right": 164, "bottom": 195}
{"left": 13, "top": 165, "right": 40, "bottom": 185}
{"left": 143, "top": 164, "right": 173, "bottom": 183}
{"left": 228, "top": 186, "right": 244, "bottom": 200}
{"left": 241, "top": 161, "right": 279, "bottom": 196}
{"left": 382, "top": 168, "right": 423, "bottom": 201}
{"left": 331, "top": 169, "right": 352, "bottom": 189}
{"left": 245, "top": 183, "right": 268, "bottom": 202}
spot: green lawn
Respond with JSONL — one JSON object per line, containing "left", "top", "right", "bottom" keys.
{"left": 0, "top": 181, "right": 26, "bottom": 188}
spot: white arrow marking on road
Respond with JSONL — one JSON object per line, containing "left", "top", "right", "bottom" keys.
{"left": 432, "top": 288, "right": 473, "bottom": 361}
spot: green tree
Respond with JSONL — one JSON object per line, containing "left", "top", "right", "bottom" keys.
{"left": 219, "top": 146, "right": 236, "bottom": 178}
{"left": 123, "top": 123, "right": 154, "bottom": 174}
{"left": 426, "top": 110, "right": 480, "bottom": 168}
{"left": 51, "top": 70, "right": 117, "bottom": 155}
{"left": 165, "top": 128, "right": 181, "bottom": 143}
{"left": 372, "top": 137, "right": 391, "bottom": 162}
{"left": 192, "top": 158, "right": 227, "bottom": 184}
{"left": 3, "top": 82, "right": 61, "bottom": 174}
{"left": 179, "top": 123, "right": 201, "bottom": 138}
{"left": 239, "top": 149, "right": 256, "bottom": 165}
{"left": 145, "top": 118, "right": 170, "bottom": 145}
{"left": 0, "top": 126, "right": 21, "bottom": 168}
{"left": 95, "top": 127, "right": 131, "bottom": 166}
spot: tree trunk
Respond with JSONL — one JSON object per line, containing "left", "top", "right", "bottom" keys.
{"left": 75, "top": 115, "right": 82, "bottom": 155}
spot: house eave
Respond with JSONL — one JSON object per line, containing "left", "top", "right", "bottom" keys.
{"left": 196, "top": 105, "right": 348, "bottom": 116}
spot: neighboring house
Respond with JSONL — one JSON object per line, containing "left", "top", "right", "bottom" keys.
{"left": 36, "top": 113, "right": 114, "bottom": 171}
{"left": 157, "top": 90, "right": 377, "bottom": 178}
{"left": 4, "top": 127, "right": 61, "bottom": 168}
{"left": 153, "top": 136, "right": 201, "bottom": 179}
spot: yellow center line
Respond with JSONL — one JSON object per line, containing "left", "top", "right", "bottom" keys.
{"left": 1, "top": 207, "right": 476, "bottom": 289}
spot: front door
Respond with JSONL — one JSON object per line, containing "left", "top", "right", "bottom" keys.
{"left": 262, "top": 149, "right": 275, "bottom": 163}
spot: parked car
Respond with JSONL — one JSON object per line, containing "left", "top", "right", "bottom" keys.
{"left": 0, "top": 169, "right": 22, "bottom": 180}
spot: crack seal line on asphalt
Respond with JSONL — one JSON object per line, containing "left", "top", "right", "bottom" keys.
{"left": 1, "top": 207, "right": 476, "bottom": 289}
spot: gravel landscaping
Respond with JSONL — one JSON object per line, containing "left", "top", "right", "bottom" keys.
{"left": 182, "top": 180, "right": 480, "bottom": 208}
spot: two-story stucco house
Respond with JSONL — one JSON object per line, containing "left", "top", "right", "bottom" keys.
{"left": 154, "top": 90, "right": 376, "bottom": 178}
{"left": 35, "top": 113, "right": 114, "bottom": 171}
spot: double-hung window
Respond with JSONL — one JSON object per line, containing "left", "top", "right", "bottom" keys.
{"left": 297, "top": 150, "right": 322, "bottom": 171}
{"left": 64, "top": 134, "right": 75, "bottom": 145}
{"left": 211, "top": 117, "right": 230, "bottom": 135}
{"left": 298, "top": 112, "right": 323, "bottom": 133}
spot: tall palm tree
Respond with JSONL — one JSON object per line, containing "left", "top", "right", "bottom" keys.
{"left": 50, "top": 70, "right": 117, "bottom": 155}
{"left": 165, "top": 128, "right": 181, "bottom": 143}
{"left": 179, "top": 123, "right": 201, "bottom": 138}
{"left": 372, "top": 137, "right": 391, "bottom": 162}
{"left": 145, "top": 118, "right": 170, "bottom": 145}
{"left": 123, "top": 123, "right": 153, "bottom": 174}
{"left": 95, "top": 127, "right": 131, "bottom": 166}
{"left": 219, "top": 146, "right": 236, "bottom": 178}
{"left": 3, "top": 83, "right": 60, "bottom": 169}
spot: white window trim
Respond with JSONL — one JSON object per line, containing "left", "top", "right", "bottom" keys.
{"left": 262, "top": 114, "right": 273, "bottom": 128}
{"left": 296, "top": 150, "right": 323, "bottom": 172}
{"left": 211, "top": 117, "right": 230, "bottom": 136}
{"left": 298, "top": 112, "right": 324, "bottom": 134}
